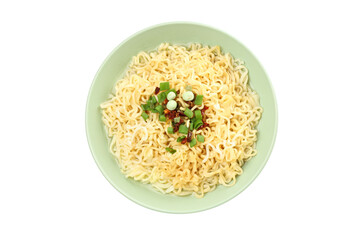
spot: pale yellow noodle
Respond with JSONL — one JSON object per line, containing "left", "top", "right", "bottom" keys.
{"left": 100, "top": 43, "right": 262, "bottom": 198}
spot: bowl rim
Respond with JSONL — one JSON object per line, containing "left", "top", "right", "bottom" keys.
{"left": 85, "top": 21, "right": 278, "bottom": 214}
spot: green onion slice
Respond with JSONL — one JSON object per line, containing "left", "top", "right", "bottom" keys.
{"left": 193, "top": 119, "right": 203, "bottom": 129}
{"left": 194, "top": 109, "right": 202, "bottom": 120}
{"left": 155, "top": 105, "right": 164, "bottom": 114}
{"left": 179, "top": 124, "right": 188, "bottom": 134}
{"left": 184, "top": 108, "right": 193, "bottom": 118}
{"left": 159, "top": 114, "right": 166, "bottom": 122}
{"left": 177, "top": 136, "right": 186, "bottom": 142}
{"left": 197, "top": 135, "right": 205, "bottom": 142}
{"left": 190, "top": 138, "right": 197, "bottom": 147}
{"left": 165, "top": 147, "right": 176, "bottom": 154}
{"left": 160, "top": 82, "right": 170, "bottom": 91}
{"left": 194, "top": 95, "right": 203, "bottom": 105}
{"left": 141, "top": 112, "right": 149, "bottom": 121}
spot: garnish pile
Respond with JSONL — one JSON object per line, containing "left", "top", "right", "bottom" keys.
{"left": 140, "top": 82, "right": 209, "bottom": 153}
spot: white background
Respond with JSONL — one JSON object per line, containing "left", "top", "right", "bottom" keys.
{"left": 1, "top": 0, "right": 359, "bottom": 239}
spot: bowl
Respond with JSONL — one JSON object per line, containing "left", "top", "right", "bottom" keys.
{"left": 86, "top": 22, "right": 278, "bottom": 213}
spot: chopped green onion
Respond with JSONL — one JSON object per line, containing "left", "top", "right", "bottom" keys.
{"left": 179, "top": 124, "right": 188, "bottom": 134}
{"left": 159, "top": 114, "right": 166, "bottom": 122}
{"left": 194, "top": 110, "right": 202, "bottom": 120}
{"left": 167, "top": 91, "right": 176, "bottom": 100}
{"left": 141, "top": 112, "right": 149, "bottom": 121}
{"left": 165, "top": 147, "right": 176, "bottom": 154}
{"left": 141, "top": 104, "right": 150, "bottom": 111}
{"left": 167, "top": 127, "right": 174, "bottom": 134}
{"left": 185, "top": 85, "right": 192, "bottom": 91}
{"left": 151, "top": 95, "right": 158, "bottom": 104}
{"left": 182, "top": 91, "right": 194, "bottom": 101}
{"left": 155, "top": 105, "right": 164, "bottom": 114}
{"left": 193, "top": 119, "right": 203, "bottom": 129}
{"left": 197, "top": 135, "right": 205, "bottom": 142}
{"left": 150, "top": 109, "right": 158, "bottom": 113}
{"left": 190, "top": 122, "right": 194, "bottom": 131}
{"left": 157, "top": 92, "right": 167, "bottom": 103}
{"left": 194, "top": 95, "right": 203, "bottom": 105}
{"left": 160, "top": 82, "right": 170, "bottom": 91}
{"left": 184, "top": 108, "right": 193, "bottom": 118}
{"left": 165, "top": 88, "right": 177, "bottom": 96}
{"left": 173, "top": 117, "right": 180, "bottom": 123}
{"left": 177, "top": 136, "right": 186, "bottom": 142}
{"left": 166, "top": 100, "right": 177, "bottom": 110}
{"left": 190, "top": 138, "right": 197, "bottom": 147}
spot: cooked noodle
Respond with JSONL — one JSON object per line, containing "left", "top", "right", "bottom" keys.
{"left": 100, "top": 43, "right": 262, "bottom": 197}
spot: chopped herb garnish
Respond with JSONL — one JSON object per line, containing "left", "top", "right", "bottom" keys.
{"left": 166, "top": 147, "right": 176, "bottom": 154}
{"left": 141, "top": 104, "right": 150, "bottom": 111}
{"left": 194, "top": 95, "right": 203, "bottom": 105}
{"left": 179, "top": 124, "right": 188, "bottom": 134}
{"left": 159, "top": 114, "right": 166, "bottom": 122}
{"left": 155, "top": 105, "right": 164, "bottom": 114}
{"left": 173, "top": 117, "right": 180, "bottom": 123}
{"left": 184, "top": 108, "right": 193, "bottom": 118}
{"left": 167, "top": 127, "right": 174, "bottom": 134}
{"left": 165, "top": 88, "right": 177, "bottom": 95}
{"left": 194, "top": 109, "right": 202, "bottom": 120}
{"left": 190, "top": 138, "right": 197, "bottom": 147}
{"left": 160, "top": 82, "right": 170, "bottom": 91}
{"left": 150, "top": 109, "right": 158, "bottom": 113}
{"left": 141, "top": 112, "right": 149, "bottom": 121}
{"left": 157, "top": 92, "right": 167, "bottom": 103}
{"left": 150, "top": 95, "right": 158, "bottom": 104}
{"left": 193, "top": 119, "right": 203, "bottom": 129}
{"left": 177, "top": 136, "right": 186, "bottom": 142}
{"left": 190, "top": 122, "right": 194, "bottom": 131}
{"left": 197, "top": 135, "right": 205, "bottom": 142}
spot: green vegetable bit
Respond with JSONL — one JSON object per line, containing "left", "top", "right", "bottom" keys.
{"left": 165, "top": 88, "right": 177, "bottom": 95}
{"left": 150, "top": 95, "right": 158, "bottom": 104}
{"left": 173, "top": 117, "right": 180, "bottom": 123}
{"left": 150, "top": 109, "right": 158, "bottom": 113}
{"left": 155, "top": 105, "right": 164, "bottom": 114}
{"left": 194, "top": 95, "right": 203, "bottom": 105}
{"left": 165, "top": 147, "right": 176, "bottom": 154}
{"left": 193, "top": 119, "right": 203, "bottom": 129}
{"left": 159, "top": 114, "right": 166, "bottom": 122}
{"left": 184, "top": 108, "right": 193, "bottom": 118}
{"left": 141, "top": 104, "right": 150, "bottom": 111}
{"left": 157, "top": 92, "right": 167, "bottom": 103}
{"left": 167, "top": 127, "right": 174, "bottom": 134}
{"left": 190, "top": 138, "right": 197, "bottom": 147}
{"left": 160, "top": 82, "right": 170, "bottom": 91}
{"left": 194, "top": 109, "right": 202, "bottom": 120}
{"left": 177, "top": 136, "right": 186, "bottom": 142}
{"left": 141, "top": 112, "right": 149, "bottom": 121}
{"left": 190, "top": 122, "right": 194, "bottom": 131}
{"left": 197, "top": 135, "right": 205, "bottom": 143}
{"left": 179, "top": 124, "right": 188, "bottom": 134}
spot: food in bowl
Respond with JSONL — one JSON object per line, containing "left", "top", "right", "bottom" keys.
{"left": 100, "top": 43, "right": 262, "bottom": 198}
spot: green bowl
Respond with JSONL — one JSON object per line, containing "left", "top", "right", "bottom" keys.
{"left": 86, "top": 22, "right": 278, "bottom": 213}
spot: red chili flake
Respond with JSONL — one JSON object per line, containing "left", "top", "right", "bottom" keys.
{"left": 176, "top": 90, "right": 180, "bottom": 94}
{"left": 173, "top": 125, "right": 179, "bottom": 133}
{"left": 168, "top": 110, "right": 177, "bottom": 120}
{"left": 187, "top": 131, "right": 192, "bottom": 142}
{"left": 181, "top": 138, "right": 187, "bottom": 144}
{"left": 164, "top": 99, "right": 169, "bottom": 105}
{"left": 164, "top": 109, "right": 170, "bottom": 114}
{"left": 178, "top": 111, "right": 186, "bottom": 116}
{"left": 154, "top": 87, "right": 160, "bottom": 95}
